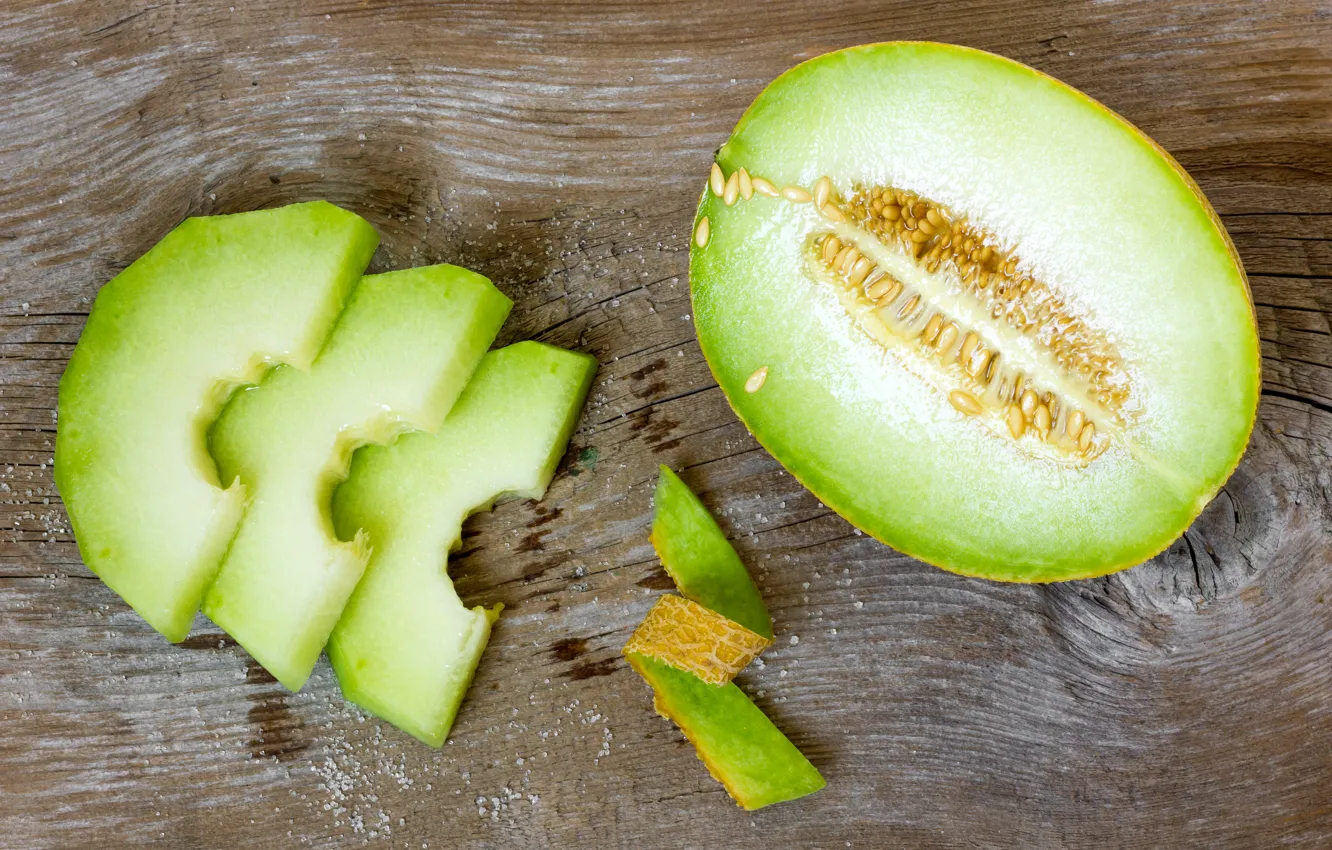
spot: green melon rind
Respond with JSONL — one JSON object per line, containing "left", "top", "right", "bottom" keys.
{"left": 688, "top": 42, "right": 1260, "bottom": 582}
{"left": 55, "top": 202, "right": 378, "bottom": 641}
{"left": 626, "top": 655, "right": 826, "bottom": 810}
{"left": 627, "top": 468, "right": 823, "bottom": 810}
{"left": 649, "top": 467, "right": 773, "bottom": 639}
{"left": 328, "top": 341, "right": 596, "bottom": 746}
{"left": 203, "top": 264, "right": 511, "bottom": 691}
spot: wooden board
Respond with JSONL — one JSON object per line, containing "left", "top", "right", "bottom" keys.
{"left": 2, "top": 1, "right": 1330, "bottom": 846}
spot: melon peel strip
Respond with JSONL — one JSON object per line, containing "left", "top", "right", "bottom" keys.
{"left": 623, "top": 594, "right": 772, "bottom": 685}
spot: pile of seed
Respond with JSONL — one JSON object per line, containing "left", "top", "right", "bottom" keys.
{"left": 694, "top": 164, "right": 1124, "bottom": 458}
{"left": 842, "top": 186, "right": 1128, "bottom": 414}
{"left": 815, "top": 229, "right": 1102, "bottom": 456}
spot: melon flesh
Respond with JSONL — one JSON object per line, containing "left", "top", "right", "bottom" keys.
{"left": 203, "top": 265, "right": 510, "bottom": 690}
{"left": 55, "top": 202, "right": 377, "bottom": 641}
{"left": 689, "top": 43, "right": 1260, "bottom": 581}
{"left": 328, "top": 341, "right": 595, "bottom": 746}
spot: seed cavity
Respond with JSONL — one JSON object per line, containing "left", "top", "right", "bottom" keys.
{"left": 696, "top": 163, "right": 1122, "bottom": 462}
{"left": 797, "top": 180, "right": 1127, "bottom": 462}
{"left": 745, "top": 366, "right": 769, "bottom": 393}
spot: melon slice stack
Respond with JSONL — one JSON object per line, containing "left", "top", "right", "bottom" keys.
{"left": 55, "top": 201, "right": 595, "bottom": 745}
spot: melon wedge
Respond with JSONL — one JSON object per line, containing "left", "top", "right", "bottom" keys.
{"left": 328, "top": 341, "right": 595, "bottom": 745}
{"left": 55, "top": 202, "right": 377, "bottom": 641}
{"left": 650, "top": 466, "right": 772, "bottom": 639}
{"left": 625, "top": 468, "right": 824, "bottom": 810}
{"left": 203, "top": 265, "right": 510, "bottom": 690}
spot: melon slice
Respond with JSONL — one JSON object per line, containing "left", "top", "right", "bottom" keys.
{"left": 203, "top": 265, "right": 510, "bottom": 690}
{"left": 328, "top": 341, "right": 596, "bottom": 745}
{"left": 55, "top": 202, "right": 377, "bottom": 641}
{"left": 625, "top": 468, "right": 824, "bottom": 810}
{"left": 689, "top": 43, "right": 1261, "bottom": 581}
{"left": 650, "top": 466, "right": 771, "bottom": 639}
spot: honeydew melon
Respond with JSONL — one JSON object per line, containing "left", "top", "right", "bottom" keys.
{"left": 328, "top": 341, "right": 596, "bottom": 745}
{"left": 203, "top": 265, "right": 510, "bottom": 690}
{"left": 55, "top": 202, "right": 377, "bottom": 641}
{"left": 690, "top": 43, "right": 1260, "bottom": 581}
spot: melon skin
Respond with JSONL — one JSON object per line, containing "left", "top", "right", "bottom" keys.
{"left": 328, "top": 341, "right": 596, "bottom": 746}
{"left": 689, "top": 43, "right": 1260, "bottom": 582}
{"left": 203, "top": 264, "right": 511, "bottom": 691}
{"left": 650, "top": 466, "right": 771, "bottom": 639}
{"left": 55, "top": 202, "right": 378, "bottom": 641}
{"left": 626, "top": 468, "right": 824, "bottom": 810}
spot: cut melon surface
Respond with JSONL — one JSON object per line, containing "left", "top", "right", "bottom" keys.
{"left": 55, "top": 202, "right": 378, "bottom": 641}
{"left": 328, "top": 341, "right": 596, "bottom": 746}
{"left": 203, "top": 265, "right": 510, "bottom": 690}
{"left": 623, "top": 594, "right": 771, "bottom": 686}
{"left": 690, "top": 43, "right": 1260, "bottom": 581}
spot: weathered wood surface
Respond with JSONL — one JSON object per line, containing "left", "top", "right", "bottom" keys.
{"left": 2, "top": 0, "right": 1330, "bottom": 846}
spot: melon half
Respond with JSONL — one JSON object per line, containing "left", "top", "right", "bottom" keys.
{"left": 689, "top": 43, "right": 1260, "bottom": 581}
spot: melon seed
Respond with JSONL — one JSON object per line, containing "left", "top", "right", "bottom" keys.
{"left": 922, "top": 314, "right": 943, "bottom": 344}
{"left": 694, "top": 216, "right": 711, "bottom": 248}
{"left": 822, "top": 235, "right": 842, "bottom": 262}
{"left": 745, "top": 366, "right": 769, "bottom": 393}
{"left": 1078, "top": 421, "right": 1096, "bottom": 452}
{"left": 820, "top": 204, "right": 847, "bottom": 223}
{"left": 936, "top": 322, "right": 959, "bottom": 353}
{"left": 948, "top": 390, "right": 982, "bottom": 416}
{"left": 813, "top": 176, "right": 832, "bottom": 209}
{"left": 898, "top": 294, "right": 920, "bottom": 320}
{"left": 1020, "top": 389, "right": 1038, "bottom": 418}
{"left": 959, "top": 331, "right": 979, "bottom": 364}
{"left": 1066, "top": 408, "right": 1085, "bottom": 438}
{"left": 847, "top": 257, "right": 873, "bottom": 286}
{"left": 1006, "top": 405, "right": 1026, "bottom": 439}
{"left": 1033, "top": 404, "right": 1052, "bottom": 438}
{"left": 753, "top": 176, "right": 780, "bottom": 197}
{"left": 866, "top": 276, "right": 897, "bottom": 301}
{"left": 723, "top": 171, "right": 741, "bottom": 206}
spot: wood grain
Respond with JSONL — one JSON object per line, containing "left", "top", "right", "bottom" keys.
{"left": 2, "top": 1, "right": 1331, "bottom": 847}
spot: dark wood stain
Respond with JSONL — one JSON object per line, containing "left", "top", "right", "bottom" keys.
{"left": 525, "top": 505, "right": 563, "bottom": 528}
{"left": 637, "top": 570, "right": 677, "bottom": 591}
{"left": 1, "top": 1, "right": 1330, "bottom": 847}
{"left": 176, "top": 632, "right": 238, "bottom": 651}
{"left": 243, "top": 661, "right": 307, "bottom": 762}
{"left": 633, "top": 380, "right": 668, "bottom": 400}
{"left": 628, "top": 359, "right": 668, "bottom": 381}
{"left": 550, "top": 637, "right": 588, "bottom": 663}
{"left": 565, "top": 658, "right": 620, "bottom": 681}
{"left": 514, "top": 529, "right": 552, "bottom": 553}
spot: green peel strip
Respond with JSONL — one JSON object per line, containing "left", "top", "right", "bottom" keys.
{"left": 626, "top": 466, "right": 823, "bottom": 810}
